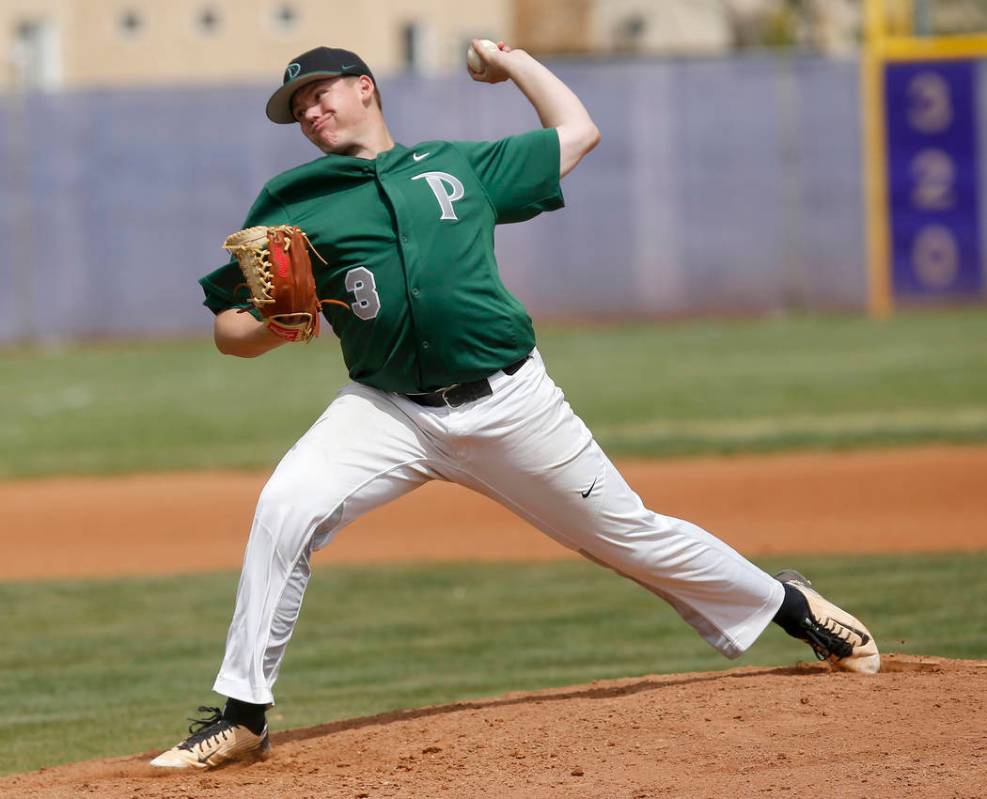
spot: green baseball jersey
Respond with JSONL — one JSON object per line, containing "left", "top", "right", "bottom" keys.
{"left": 200, "top": 128, "right": 563, "bottom": 393}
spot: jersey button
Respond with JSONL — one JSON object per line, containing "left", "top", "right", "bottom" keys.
{"left": 401, "top": 235, "right": 409, "bottom": 243}
{"left": 411, "top": 288, "right": 421, "bottom": 297}
{"left": 422, "top": 341, "right": 430, "bottom": 349}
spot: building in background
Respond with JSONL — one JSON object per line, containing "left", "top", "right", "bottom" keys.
{"left": 1, "top": 0, "right": 511, "bottom": 92}
{"left": 516, "top": 0, "right": 730, "bottom": 55}
{"left": 8, "top": 1, "right": 987, "bottom": 93}
{"left": 2, "top": 0, "right": 873, "bottom": 94}
{"left": 513, "top": 0, "right": 861, "bottom": 57}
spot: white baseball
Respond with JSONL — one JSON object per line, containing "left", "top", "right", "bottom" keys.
{"left": 466, "top": 39, "right": 499, "bottom": 77}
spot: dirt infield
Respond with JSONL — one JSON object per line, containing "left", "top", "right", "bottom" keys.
{"left": 2, "top": 445, "right": 987, "bottom": 581}
{"left": 2, "top": 445, "right": 986, "bottom": 797}
{"left": 2, "top": 655, "right": 984, "bottom": 799}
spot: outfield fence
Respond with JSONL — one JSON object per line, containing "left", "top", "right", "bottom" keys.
{"left": 0, "top": 54, "right": 867, "bottom": 344}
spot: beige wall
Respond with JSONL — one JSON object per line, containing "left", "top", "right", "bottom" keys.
{"left": 593, "top": 0, "right": 732, "bottom": 54}
{"left": 1, "top": 0, "right": 511, "bottom": 91}
{"left": 2, "top": 1, "right": 864, "bottom": 93}
{"left": 514, "top": 0, "right": 593, "bottom": 54}
{"left": 512, "top": 0, "right": 861, "bottom": 58}
{"left": 514, "top": 0, "right": 733, "bottom": 55}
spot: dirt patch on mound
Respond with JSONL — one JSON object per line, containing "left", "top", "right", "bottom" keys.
{"left": 3, "top": 655, "right": 983, "bottom": 799}
{"left": 2, "top": 446, "right": 987, "bottom": 581}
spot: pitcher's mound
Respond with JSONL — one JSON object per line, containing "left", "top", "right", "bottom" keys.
{"left": 3, "top": 655, "right": 984, "bottom": 799}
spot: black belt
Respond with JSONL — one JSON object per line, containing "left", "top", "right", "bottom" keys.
{"left": 404, "top": 356, "right": 529, "bottom": 408}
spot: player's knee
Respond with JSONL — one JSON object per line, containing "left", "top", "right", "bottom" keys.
{"left": 256, "top": 472, "right": 317, "bottom": 521}
{"left": 255, "top": 469, "right": 345, "bottom": 540}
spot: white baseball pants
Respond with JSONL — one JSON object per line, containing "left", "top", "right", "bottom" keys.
{"left": 213, "top": 350, "right": 785, "bottom": 705}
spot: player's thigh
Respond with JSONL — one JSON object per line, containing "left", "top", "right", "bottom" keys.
{"left": 467, "top": 359, "right": 764, "bottom": 575}
{"left": 464, "top": 357, "right": 648, "bottom": 551}
{"left": 258, "top": 383, "right": 437, "bottom": 545}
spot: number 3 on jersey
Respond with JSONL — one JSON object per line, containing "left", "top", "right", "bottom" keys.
{"left": 344, "top": 267, "right": 381, "bottom": 320}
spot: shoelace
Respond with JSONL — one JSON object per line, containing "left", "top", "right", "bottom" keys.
{"left": 800, "top": 614, "right": 856, "bottom": 660}
{"left": 177, "top": 706, "right": 232, "bottom": 751}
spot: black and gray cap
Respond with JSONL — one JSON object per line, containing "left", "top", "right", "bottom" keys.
{"left": 266, "top": 46, "right": 376, "bottom": 124}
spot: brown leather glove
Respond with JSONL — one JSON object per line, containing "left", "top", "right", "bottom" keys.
{"left": 223, "top": 225, "right": 323, "bottom": 342}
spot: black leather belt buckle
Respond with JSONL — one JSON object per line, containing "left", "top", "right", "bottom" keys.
{"left": 405, "top": 355, "right": 529, "bottom": 409}
{"left": 405, "top": 379, "right": 492, "bottom": 408}
{"left": 439, "top": 380, "right": 493, "bottom": 408}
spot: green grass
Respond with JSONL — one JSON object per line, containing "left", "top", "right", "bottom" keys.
{"left": 0, "top": 553, "right": 984, "bottom": 776}
{"left": 2, "top": 308, "right": 986, "bottom": 477}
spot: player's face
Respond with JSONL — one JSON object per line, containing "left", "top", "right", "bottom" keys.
{"left": 292, "top": 76, "right": 373, "bottom": 155}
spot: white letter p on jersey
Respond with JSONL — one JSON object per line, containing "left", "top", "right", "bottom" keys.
{"left": 412, "top": 171, "right": 465, "bottom": 221}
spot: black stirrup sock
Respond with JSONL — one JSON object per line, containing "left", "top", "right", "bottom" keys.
{"left": 223, "top": 698, "right": 268, "bottom": 735}
{"left": 772, "top": 582, "right": 811, "bottom": 640}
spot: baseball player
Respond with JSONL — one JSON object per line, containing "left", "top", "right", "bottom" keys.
{"left": 150, "top": 43, "right": 879, "bottom": 770}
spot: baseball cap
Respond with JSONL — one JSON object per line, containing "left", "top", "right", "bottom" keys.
{"left": 266, "top": 46, "right": 376, "bottom": 124}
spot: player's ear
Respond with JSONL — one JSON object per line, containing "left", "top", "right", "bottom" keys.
{"left": 357, "top": 75, "right": 376, "bottom": 105}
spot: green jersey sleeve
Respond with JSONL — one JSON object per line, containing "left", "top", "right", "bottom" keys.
{"left": 199, "top": 187, "right": 292, "bottom": 315}
{"left": 452, "top": 128, "right": 564, "bottom": 224}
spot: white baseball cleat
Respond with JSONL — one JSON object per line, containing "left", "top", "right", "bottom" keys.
{"left": 775, "top": 570, "right": 880, "bottom": 674}
{"left": 149, "top": 706, "right": 270, "bottom": 769}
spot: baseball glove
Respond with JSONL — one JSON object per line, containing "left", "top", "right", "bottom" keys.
{"left": 223, "top": 225, "right": 328, "bottom": 342}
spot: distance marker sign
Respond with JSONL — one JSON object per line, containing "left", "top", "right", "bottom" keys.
{"left": 884, "top": 61, "right": 984, "bottom": 298}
